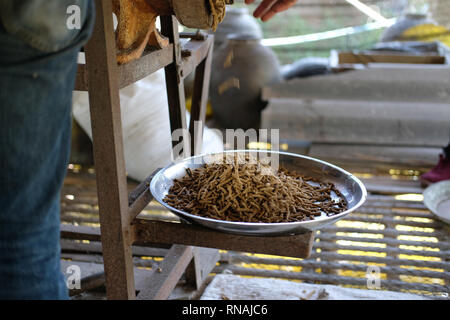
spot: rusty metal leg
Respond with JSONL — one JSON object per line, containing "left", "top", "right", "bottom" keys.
{"left": 85, "top": 0, "right": 135, "bottom": 299}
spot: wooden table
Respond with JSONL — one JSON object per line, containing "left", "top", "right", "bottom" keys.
{"left": 73, "top": 0, "right": 314, "bottom": 300}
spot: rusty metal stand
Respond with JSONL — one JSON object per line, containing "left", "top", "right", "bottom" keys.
{"left": 72, "top": 0, "right": 314, "bottom": 300}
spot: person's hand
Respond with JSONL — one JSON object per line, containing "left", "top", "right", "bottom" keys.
{"left": 245, "top": 0, "right": 298, "bottom": 22}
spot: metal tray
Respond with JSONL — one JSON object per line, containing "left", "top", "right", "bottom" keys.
{"left": 150, "top": 150, "right": 367, "bottom": 236}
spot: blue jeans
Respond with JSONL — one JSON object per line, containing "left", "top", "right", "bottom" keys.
{"left": 0, "top": 0, "right": 94, "bottom": 299}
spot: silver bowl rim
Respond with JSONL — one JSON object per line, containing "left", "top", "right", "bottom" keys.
{"left": 150, "top": 149, "right": 367, "bottom": 229}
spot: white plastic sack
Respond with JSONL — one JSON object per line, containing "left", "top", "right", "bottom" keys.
{"left": 72, "top": 68, "right": 223, "bottom": 182}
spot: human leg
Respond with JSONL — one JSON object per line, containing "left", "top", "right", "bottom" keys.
{"left": 0, "top": 0, "right": 94, "bottom": 299}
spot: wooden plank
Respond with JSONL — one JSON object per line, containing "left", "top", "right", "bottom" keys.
{"left": 220, "top": 253, "right": 450, "bottom": 280}
{"left": 75, "top": 64, "right": 88, "bottom": 91}
{"left": 61, "top": 219, "right": 313, "bottom": 257}
{"left": 309, "top": 160, "right": 428, "bottom": 178}
{"left": 118, "top": 45, "right": 174, "bottom": 89}
{"left": 185, "top": 247, "right": 220, "bottom": 290}
{"left": 181, "top": 35, "right": 213, "bottom": 80}
{"left": 61, "top": 224, "right": 101, "bottom": 241}
{"left": 60, "top": 238, "right": 170, "bottom": 257}
{"left": 361, "top": 177, "right": 424, "bottom": 195}
{"left": 84, "top": 0, "right": 135, "bottom": 299}
{"left": 316, "top": 233, "right": 450, "bottom": 250}
{"left": 161, "top": 16, "right": 189, "bottom": 156}
{"left": 61, "top": 259, "right": 164, "bottom": 298}
{"left": 261, "top": 98, "right": 450, "bottom": 147}
{"left": 262, "top": 68, "right": 450, "bottom": 102}
{"left": 322, "top": 226, "right": 448, "bottom": 241}
{"left": 69, "top": 272, "right": 106, "bottom": 297}
{"left": 362, "top": 63, "right": 450, "bottom": 70}
{"left": 339, "top": 214, "right": 441, "bottom": 230}
{"left": 189, "top": 37, "right": 213, "bottom": 156}
{"left": 309, "top": 144, "right": 442, "bottom": 167}
{"left": 60, "top": 260, "right": 105, "bottom": 296}
{"left": 61, "top": 258, "right": 104, "bottom": 278}
{"left": 136, "top": 245, "right": 194, "bottom": 300}
{"left": 314, "top": 241, "right": 449, "bottom": 259}
{"left": 331, "top": 62, "right": 450, "bottom": 73}
{"left": 61, "top": 253, "right": 159, "bottom": 270}
{"left": 75, "top": 45, "right": 174, "bottom": 91}
{"left": 212, "top": 265, "right": 450, "bottom": 293}
{"left": 336, "top": 51, "right": 446, "bottom": 65}
{"left": 362, "top": 183, "right": 423, "bottom": 195}
{"left": 182, "top": 35, "right": 220, "bottom": 289}
{"left": 61, "top": 255, "right": 203, "bottom": 300}
{"left": 132, "top": 219, "right": 315, "bottom": 259}
{"left": 61, "top": 253, "right": 105, "bottom": 269}
{"left": 308, "top": 251, "right": 450, "bottom": 270}
{"left": 128, "top": 170, "right": 160, "bottom": 222}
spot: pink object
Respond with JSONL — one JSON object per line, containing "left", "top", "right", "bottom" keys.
{"left": 421, "top": 154, "right": 450, "bottom": 184}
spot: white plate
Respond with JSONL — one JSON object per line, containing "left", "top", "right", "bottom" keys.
{"left": 423, "top": 180, "right": 450, "bottom": 225}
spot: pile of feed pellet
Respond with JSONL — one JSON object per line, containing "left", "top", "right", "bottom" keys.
{"left": 164, "top": 155, "right": 347, "bottom": 223}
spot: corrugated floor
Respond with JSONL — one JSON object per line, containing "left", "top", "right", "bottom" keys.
{"left": 60, "top": 145, "right": 450, "bottom": 299}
